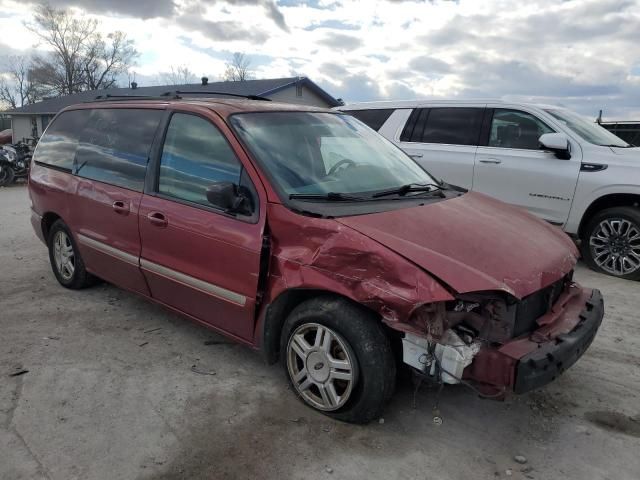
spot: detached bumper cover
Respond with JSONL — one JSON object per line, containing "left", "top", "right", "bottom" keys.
{"left": 513, "top": 289, "right": 604, "bottom": 394}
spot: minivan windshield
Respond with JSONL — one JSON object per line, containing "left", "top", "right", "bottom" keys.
{"left": 545, "top": 109, "right": 630, "bottom": 148}
{"left": 230, "top": 112, "right": 437, "bottom": 198}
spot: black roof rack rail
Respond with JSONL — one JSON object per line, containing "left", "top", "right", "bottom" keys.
{"left": 91, "top": 91, "right": 271, "bottom": 103}
{"left": 92, "top": 93, "right": 180, "bottom": 102}
{"left": 168, "top": 90, "right": 272, "bottom": 101}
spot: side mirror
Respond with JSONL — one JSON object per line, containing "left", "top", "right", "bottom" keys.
{"left": 206, "top": 182, "right": 252, "bottom": 216}
{"left": 539, "top": 133, "right": 571, "bottom": 160}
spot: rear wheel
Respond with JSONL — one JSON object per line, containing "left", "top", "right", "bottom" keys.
{"left": 0, "top": 164, "right": 14, "bottom": 186}
{"left": 281, "top": 296, "right": 395, "bottom": 424}
{"left": 581, "top": 206, "right": 640, "bottom": 280}
{"left": 48, "top": 220, "right": 97, "bottom": 289}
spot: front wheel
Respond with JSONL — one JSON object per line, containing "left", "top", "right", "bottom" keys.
{"left": 0, "top": 164, "right": 15, "bottom": 186}
{"left": 581, "top": 206, "right": 640, "bottom": 280}
{"left": 281, "top": 296, "right": 395, "bottom": 424}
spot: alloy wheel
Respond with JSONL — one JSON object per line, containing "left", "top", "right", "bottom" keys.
{"left": 589, "top": 218, "right": 640, "bottom": 276}
{"left": 286, "top": 323, "right": 357, "bottom": 411}
{"left": 53, "top": 231, "right": 76, "bottom": 281}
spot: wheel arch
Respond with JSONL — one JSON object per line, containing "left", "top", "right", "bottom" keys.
{"left": 41, "top": 212, "right": 63, "bottom": 241}
{"left": 578, "top": 193, "right": 640, "bottom": 238}
{"left": 259, "top": 288, "right": 381, "bottom": 365}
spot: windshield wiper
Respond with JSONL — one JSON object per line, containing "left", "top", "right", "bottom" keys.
{"left": 372, "top": 183, "right": 445, "bottom": 198}
{"left": 289, "top": 192, "right": 368, "bottom": 201}
{"left": 599, "top": 144, "right": 632, "bottom": 148}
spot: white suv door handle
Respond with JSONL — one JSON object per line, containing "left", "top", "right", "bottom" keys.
{"left": 408, "top": 153, "right": 423, "bottom": 159}
{"left": 479, "top": 158, "right": 502, "bottom": 164}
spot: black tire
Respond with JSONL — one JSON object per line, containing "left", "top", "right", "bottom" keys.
{"left": 0, "top": 164, "right": 14, "bottom": 186}
{"left": 280, "top": 296, "right": 396, "bottom": 424}
{"left": 581, "top": 206, "right": 640, "bottom": 281}
{"left": 47, "top": 219, "right": 97, "bottom": 289}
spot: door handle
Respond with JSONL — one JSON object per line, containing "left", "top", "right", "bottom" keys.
{"left": 112, "top": 200, "right": 129, "bottom": 215}
{"left": 479, "top": 158, "right": 502, "bottom": 164}
{"left": 147, "top": 211, "right": 168, "bottom": 227}
{"left": 408, "top": 153, "right": 423, "bottom": 159}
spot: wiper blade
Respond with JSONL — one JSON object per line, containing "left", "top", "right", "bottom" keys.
{"left": 600, "top": 144, "right": 631, "bottom": 148}
{"left": 289, "top": 192, "right": 368, "bottom": 201}
{"left": 372, "top": 183, "right": 445, "bottom": 198}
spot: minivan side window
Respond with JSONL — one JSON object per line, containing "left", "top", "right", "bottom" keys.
{"left": 75, "top": 109, "right": 162, "bottom": 191}
{"left": 489, "top": 109, "right": 554, "bottom": 150}
{"left": 158, "top": 113, "right": 243, "bottom": 208}
{"left": 400, "top": 108, "right": 483, "bottom": 145}
{"left": 33, "top": 109, "right": 91, "bottom": 171}
{"left": 346, "top": 109, "right": 395, "bottom": 131}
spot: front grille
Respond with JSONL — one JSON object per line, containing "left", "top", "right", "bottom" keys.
{"left": 513, "top": 274, "right": 569, "bottom": 337}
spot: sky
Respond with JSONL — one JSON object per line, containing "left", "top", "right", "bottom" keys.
{"left": 0, "top": 0, "right": 639, "bottom": 120}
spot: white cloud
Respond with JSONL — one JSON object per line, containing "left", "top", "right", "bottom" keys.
{"left": 0, "top": 0, "right": 639, "bottom": 119}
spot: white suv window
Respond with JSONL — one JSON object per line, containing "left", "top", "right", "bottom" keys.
{"left": 489, "top": 109, "right": 554, "bottom": 150}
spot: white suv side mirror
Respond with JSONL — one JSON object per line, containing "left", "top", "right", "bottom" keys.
{"left": 539, "top": 133, "right": 571, "bottom": 159}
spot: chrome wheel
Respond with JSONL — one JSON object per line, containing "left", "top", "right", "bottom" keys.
{"left": 286, "top": 323, "right": 356, "bottom": 411}
{"left": 53, "top": 231, "right": 75, "bottom": 280}
{"left": 590, "top": 218, "right": 640, "bottom": 276}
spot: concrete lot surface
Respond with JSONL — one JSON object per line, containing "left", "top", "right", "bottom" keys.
{"left": 1, "top": 184, "right": 639, "bottom": 480}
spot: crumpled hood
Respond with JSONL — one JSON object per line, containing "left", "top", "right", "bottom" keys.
{"left": 337, "top": 192, "right": 578, "bottom": 299}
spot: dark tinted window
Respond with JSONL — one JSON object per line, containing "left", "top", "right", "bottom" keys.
{"left": 489, "top": 109, "right": 554, "bottom": 150}
{"left": 400, "top": 109, "right": 421, "bottom": 142}
{"left": 412, "top": 109, "right": 430, "bottom": 142}
{"left": 75, "top": 109, "right": 162, "bottom": 191}
{"left": 400, "top": 108, "right": 483, "bottom": 145}
{"left": 158, "top": 113, "right": 242, "bottom": 207}
{"left": 346, "top": 109, "right": 395, "bottom": 131}
{"left": 422, "top": 108, "right": 483, "bottom": 145}
{"left": 34, "top": 109, "right": 91, "bottom": 171}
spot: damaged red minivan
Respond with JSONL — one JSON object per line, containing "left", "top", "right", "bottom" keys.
{"left": 28, "top": 95, "right": 604, "bottom": 423}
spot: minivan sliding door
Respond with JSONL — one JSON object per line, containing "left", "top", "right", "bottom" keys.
{"left": 72, "top": 108, "right": 163, "bottom": 295}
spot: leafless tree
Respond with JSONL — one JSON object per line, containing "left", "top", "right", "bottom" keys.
{"left": 83, "top": 31, "right": 137, "bottom": 90}
{"left": 160, "top": 65, "right": 198, "bottom": 85}
{"left": 26, "top": 3, "right": 138, "bottom": 95}
{"left": 223, "top": 53, "right": 253, "bottom": 82}
{"left": 0, "top": 56, "right": 42, "bottom": 109}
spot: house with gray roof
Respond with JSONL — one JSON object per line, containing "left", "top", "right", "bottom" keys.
{"left": 1, "top": 76, "right": 342, "bottom": 144}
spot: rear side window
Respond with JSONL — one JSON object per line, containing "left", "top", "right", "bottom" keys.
{"left": 400, "top": 108, "right": 483, "bottom": 145}
{"left": 75, "top": 109, "right": 162, "bottom": 191}
{"left": 345, "top": 109, "right": 395, "bottom": 131}
{"left": 158, "top": 113, "right": 242, "bottom": 207}
{"left": 34, "top": 109, "right": 91, "bottom": 171}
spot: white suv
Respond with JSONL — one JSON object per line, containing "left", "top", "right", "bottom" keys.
{"left": 338, "top": 100, "right": 640, "bottom": 280}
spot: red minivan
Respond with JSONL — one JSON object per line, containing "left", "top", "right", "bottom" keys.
{"left": 29, "top": 95, "right": 604, "bottom": 423}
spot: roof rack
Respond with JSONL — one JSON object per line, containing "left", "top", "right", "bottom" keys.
{"left": 92, "top": 93, "right": 180, "bottom": 102}
{"left": 92, "top": 91, "right": 271, "bottom": 103}
{"left": 167, "top": 90, "right": 272, "bottom": 101}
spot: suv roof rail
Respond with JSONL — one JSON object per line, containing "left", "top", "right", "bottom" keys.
{"left": 168, "top": 90, "right": 272, "bottom": 101}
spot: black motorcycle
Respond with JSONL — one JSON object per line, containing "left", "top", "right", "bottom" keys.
{"left": 0, "top": 142, "right": 32, "bottom": 186}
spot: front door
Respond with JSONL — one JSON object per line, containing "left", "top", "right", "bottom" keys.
{"left": 139, "top": 110, "right": 265, "bottom": 341}
{"left": 473, "top": 108, "right": 581, "bottom": 225}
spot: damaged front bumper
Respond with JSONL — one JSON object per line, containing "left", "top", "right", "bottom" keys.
{"left": 463, "top": 287, "right": 604, "bottom": 394}
{"left": 513, "top": 289, "right": 603, "bottom": 393}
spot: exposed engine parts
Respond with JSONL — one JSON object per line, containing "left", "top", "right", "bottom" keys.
{"left": 402, "top": 330, "right": 481, "bottom": 384}
{"left": 403, "top": 274, "right": 574, "bottom": 387}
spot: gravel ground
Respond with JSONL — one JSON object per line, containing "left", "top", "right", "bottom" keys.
{"left": 1, "top": 183, "right": 639, "bottom": 480}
